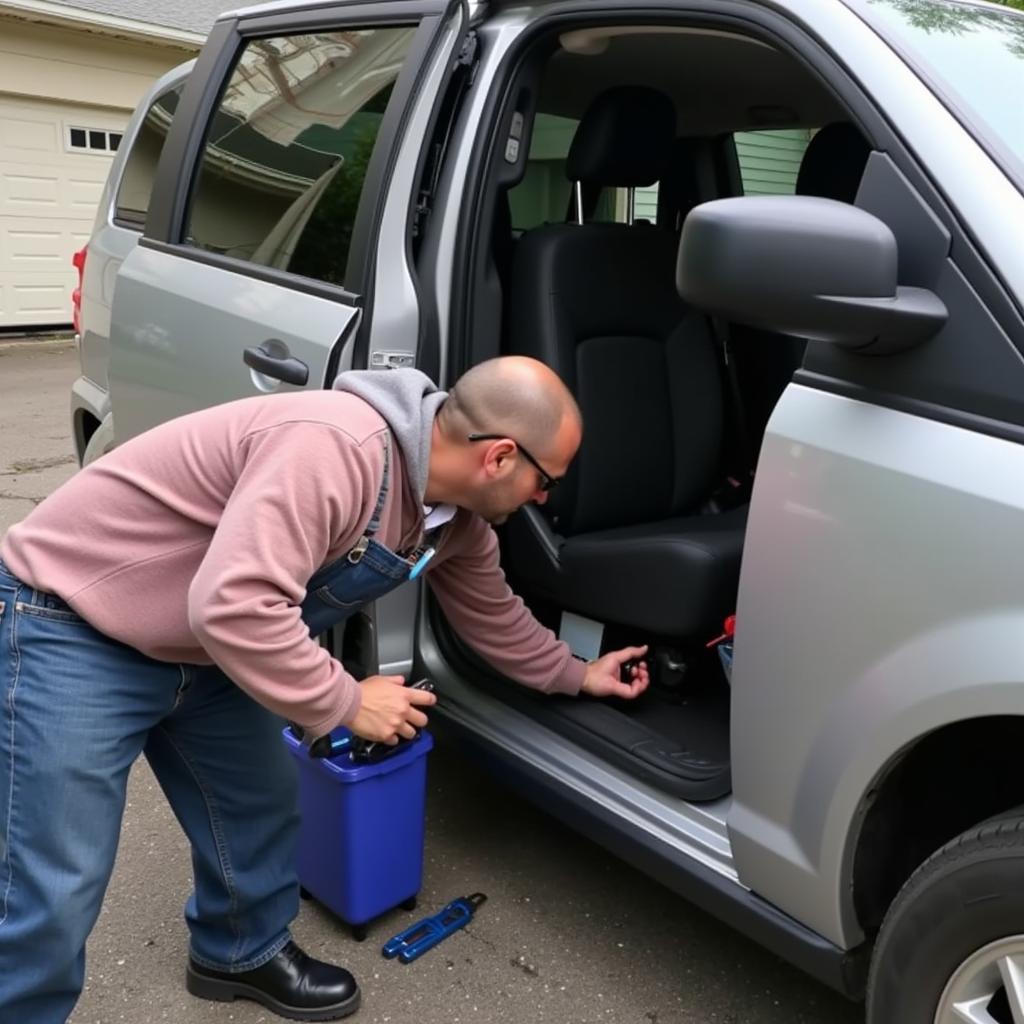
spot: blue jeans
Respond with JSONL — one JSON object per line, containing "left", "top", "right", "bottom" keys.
{"left": 0, "top": 562, "right": 300, "bottom": 1023}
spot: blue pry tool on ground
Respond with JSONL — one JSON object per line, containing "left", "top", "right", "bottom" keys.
{"left": 382, "top": 893, "right": 487, "bottom": 963}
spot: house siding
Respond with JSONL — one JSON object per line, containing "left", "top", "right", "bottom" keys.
{"left": 734, "top": 128, "right": 814, "bottom": 195}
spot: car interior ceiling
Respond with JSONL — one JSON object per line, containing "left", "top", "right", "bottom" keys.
{"left": 444, "top": 24, "right": 872, "bottom": 801}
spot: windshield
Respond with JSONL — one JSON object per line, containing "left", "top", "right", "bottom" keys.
{"left": 852, "top": 0, "right": 1024, "bottom": 184}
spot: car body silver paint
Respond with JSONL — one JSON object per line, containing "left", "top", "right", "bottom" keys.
{"left": 732, "top": 384, "right": 1024, "bottom": 945}
{"left": 429, "top": 9, "right": 529, "bottom": 387}
{"left": 107, "top": 250, "right": 360, "bottom": 441}
{"left": 724, "top": 0, "right": 1023, "bottom": 947}
{"left": 69, "top": 376, "right": 111, "bottom": 466}
{"left": 70, "top": 62, "right": 192, "bottom": 461}
{"left": 360, "top": 10, "right": 465, "bottom": 674}
{"left": 374, "top": 582, "right": 420, "bottom": 677}
{"left": 363, "top": 9, "right": 463, "bottom": 375}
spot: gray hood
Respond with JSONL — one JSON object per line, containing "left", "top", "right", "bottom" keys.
{"left": 333, "top": 368, "right": 447, "bottom": 504}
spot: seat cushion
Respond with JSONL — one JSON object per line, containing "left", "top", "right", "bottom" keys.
{"left": 557, "top": 506, "right": 748, "bottom": 637}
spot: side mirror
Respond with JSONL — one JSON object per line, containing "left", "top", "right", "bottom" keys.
{"left": 677, "top": 196, "right": 947, "bottom": 354}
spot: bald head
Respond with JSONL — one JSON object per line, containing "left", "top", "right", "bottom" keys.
{"left": 439, "top": 356, "right": 581, "bottom": 457}
{"left": 427, "top": 358, "right": 581, "bottom": 519}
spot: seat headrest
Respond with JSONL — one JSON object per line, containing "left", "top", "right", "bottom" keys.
{"left": 795, "top": 122, "right": 872, "bottom": 203}
{"left": 566, "top": 86, "right": 676, "bottom": 187}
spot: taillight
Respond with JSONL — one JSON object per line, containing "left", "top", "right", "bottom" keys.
{"left": 71, "top": 245, "right": 87, "bottom": 335}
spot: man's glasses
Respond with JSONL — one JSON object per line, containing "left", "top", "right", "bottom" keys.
{"left": 467, "top": 433, "right": 562, "bottom": 492}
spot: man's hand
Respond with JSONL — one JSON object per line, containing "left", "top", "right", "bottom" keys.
{"left": 580, "top": 645, "right": 650, "bottom": 700}
{"left": 349, "top": 675, "right": 437, "bottom": 744}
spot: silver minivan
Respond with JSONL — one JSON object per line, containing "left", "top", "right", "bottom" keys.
{"left": 71, "top": 1, "right": 1024, "bottom": 1020}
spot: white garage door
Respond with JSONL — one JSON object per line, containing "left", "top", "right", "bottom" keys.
{"left": 0, "top": 95, "right": 126, "bottom": 329}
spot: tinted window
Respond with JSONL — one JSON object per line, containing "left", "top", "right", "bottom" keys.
{"left": 854, "top": 0, "right": 1024, "bottom": 182}
{"left": 185, "top": 29, "right": 415, "bottom": 290}
{"left": 115, "top": 85, "right": 184, "bottom": 226}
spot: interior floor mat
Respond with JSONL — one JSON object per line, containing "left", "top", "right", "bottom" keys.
{"left": 432, "top": 606, "right": 731, "bottom": 801}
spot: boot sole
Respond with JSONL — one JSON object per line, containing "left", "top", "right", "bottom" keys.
{"left": 186, "top": 964, "right": 361, "bottom": 1021}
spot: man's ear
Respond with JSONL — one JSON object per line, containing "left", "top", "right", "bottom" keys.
{"left": 484, "top": 439, "right": 516, "bottom": 478}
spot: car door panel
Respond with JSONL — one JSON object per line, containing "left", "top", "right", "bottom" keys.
{"left": 108, "top": 248, "right": 361, "bottom": 432}
{"left": 108, "top": 1, "right": 465, "bottom": 442}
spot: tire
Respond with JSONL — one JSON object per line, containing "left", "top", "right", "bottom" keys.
{"left": 81, "top": 415, "right": 115, "bottom": 466}
{"left": 868, "top": 813, "right": 1024, "bottom": 1024}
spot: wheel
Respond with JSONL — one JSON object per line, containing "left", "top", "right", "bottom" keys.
{"left": 351, "top": 924, "right": 368, "bottom": 942}
{"left": 868, "top": 813, "right": 1024, "bottom": 1024}
{"left": 81, "top": 416, "right": 115, "bottom": 467}
{"left": 401, "top": 896, "right": 418, "bottom": 912}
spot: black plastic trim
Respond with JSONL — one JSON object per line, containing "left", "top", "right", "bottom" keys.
{"left": 427, "top": 708, "right": 868, "bottom": 997}
{"left": 406, "top": 17, "right": 478, "bottom": 384}
{"left": 243, "top": 344, "right": 309, "bottom": 385}
{"left": 111, "top": 217, "right": 144, "bottom": 232}
{"left": 137, "top": 238, "right": 361, "bottom": 305}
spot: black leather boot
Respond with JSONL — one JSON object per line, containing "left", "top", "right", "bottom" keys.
{"left": 186, "top": 940, "right": 361, "bottom": 1021}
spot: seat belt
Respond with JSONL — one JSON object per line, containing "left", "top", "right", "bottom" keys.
{"left": 710, "top": 314, "right": 756, "bottom": 492}
{"left": 690, "top": 142, "right": 756, "bottom": 490}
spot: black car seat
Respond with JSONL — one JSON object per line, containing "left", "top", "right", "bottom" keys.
{"left": 796, "top": 121, "right": 872, "bottom": 203}
{"left": 727, "top": 122, "right": 875, "bottom": 452}
{"left": 504, "top": 86, "right": 746, "bottom": 640}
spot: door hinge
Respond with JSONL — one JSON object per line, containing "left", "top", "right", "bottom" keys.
{"left": 456, "top": 30, "right": 478, "bottom": 69}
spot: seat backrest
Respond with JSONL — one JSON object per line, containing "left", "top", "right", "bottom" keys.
{"left": 795, "top": 121, "right": 871, "bottom": 202}
{"left": 724, "top": 123, "right": 874, "bottom": 449}
{"left": 509, "top": 87, "right": 724, "bottom": 536}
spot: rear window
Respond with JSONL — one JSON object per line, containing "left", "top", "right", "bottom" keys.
{"left": 114, "top": 84, "right": 184, "bottom": 227}
{"left": 509, "top": 113, "right": 578, "bottom": 230}
{"left": 183, "top": 29, "right": 415, "bottom": 291}
{"left": 510, "top": 112, "right": 621, "bottom": 230}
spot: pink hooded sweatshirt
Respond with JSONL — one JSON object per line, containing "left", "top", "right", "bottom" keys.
{"left": 0, "top": 372, "right": 585, "bottom": 737}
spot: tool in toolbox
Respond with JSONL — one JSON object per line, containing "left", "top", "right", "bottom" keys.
{"left": 290, "top": 678, "right": 436, "bottom": 761}
{"left": 382, "top": 893, "right": 487, "bottom": 963}
{"left": 706, "top": 615, "right": 737, "bottom": 683}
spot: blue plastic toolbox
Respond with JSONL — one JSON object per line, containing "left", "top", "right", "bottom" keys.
{"left": 282, "top": 727, "right": 433, "bottom": 935}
